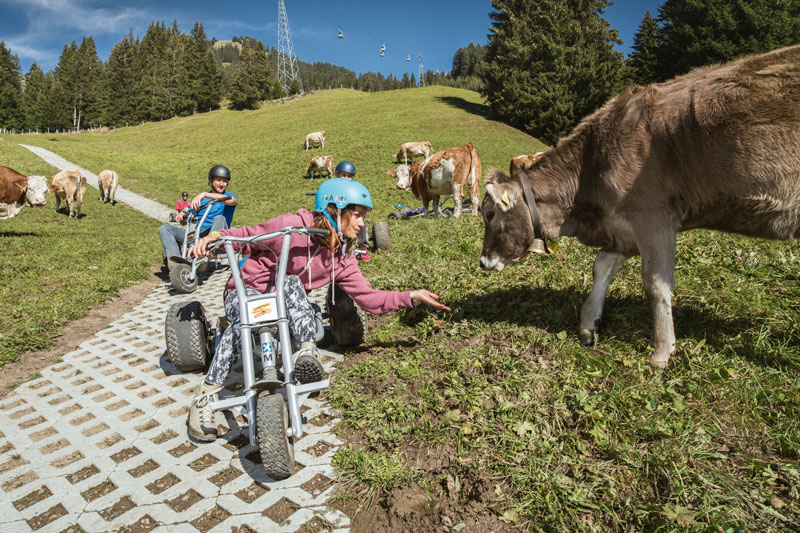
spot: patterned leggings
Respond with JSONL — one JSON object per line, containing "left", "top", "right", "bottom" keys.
{"left": 204, "top": 275, "right": 317, "bottom": 386}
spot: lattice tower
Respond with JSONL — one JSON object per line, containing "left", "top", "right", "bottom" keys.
{"left": 417, "top": 54, "right": 425, "bottom": 87}
{"left": 278, "top": 0, "right": 301, "bottom": 93}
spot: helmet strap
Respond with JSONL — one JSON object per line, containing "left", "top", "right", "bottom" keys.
{"left": 336, "top": 209, "right": 344, "bottom": 241}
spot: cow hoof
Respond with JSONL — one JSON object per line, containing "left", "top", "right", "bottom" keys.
{"left": 578, "top": 329, "right": 596, "bottom": 346}
{"left": 648, "top": 353, "right": 670, "bottom": 370}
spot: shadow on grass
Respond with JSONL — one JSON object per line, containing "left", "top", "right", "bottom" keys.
{"left": 417, "top": 285, "right": 800, "bottom": 370}
{"left": 435, "top": 96, "right": 490, "bottom": 118}
{"left": 0, "top": 230, "right": 40, "bottom": 237}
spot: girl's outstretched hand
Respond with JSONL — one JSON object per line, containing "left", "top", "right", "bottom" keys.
{"left": 410, "top": 290, "right": 451, "bottom": 311}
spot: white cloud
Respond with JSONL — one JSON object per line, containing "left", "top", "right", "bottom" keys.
{"left": 1, "top": 0, "right": 147, "bottom": 35}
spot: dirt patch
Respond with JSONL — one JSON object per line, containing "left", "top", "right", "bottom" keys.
{"left": 0, "top": 268, "right": 163, "bottom": 399}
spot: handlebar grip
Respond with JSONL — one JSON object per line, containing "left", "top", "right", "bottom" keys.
{"left": 304, "top": 228, "right": 330, "bottom": 237}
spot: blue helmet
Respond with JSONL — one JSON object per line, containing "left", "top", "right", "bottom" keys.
{"left": 315, "top": 178, "right": 372, "bottom": 211}
{"left": 335, "top": 160, "right": 356, "bottom": 176}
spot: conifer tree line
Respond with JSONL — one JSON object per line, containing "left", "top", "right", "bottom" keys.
{"left": 482, "top": 0, "right": 800, "bottom": 146}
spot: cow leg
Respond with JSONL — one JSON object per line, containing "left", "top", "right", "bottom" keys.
{"left": 432, "top": 195, "right": 440, "bottom": 218}
{"left": 637, "top": 228, "right": 677, "bottom": 369}
{"left": 579, "top": 251, "right": 627, "bottom": 346}
{"left": 453, "top": 185, "right": 463, "bottom": 218}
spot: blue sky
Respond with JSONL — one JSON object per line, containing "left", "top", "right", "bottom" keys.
{"left": 0, "top": 1, "right": 663, "bottom": 77}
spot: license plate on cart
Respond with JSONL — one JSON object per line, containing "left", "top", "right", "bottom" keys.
{"left": 246, "top": 297, "right": 278, "bottom": 323}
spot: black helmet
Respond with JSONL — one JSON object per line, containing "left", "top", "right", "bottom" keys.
{"left": 181, "top": 191, "right": 188, "bottom": 197}
{"left": 208, "top": 164, "right": 231, "bottom": 181}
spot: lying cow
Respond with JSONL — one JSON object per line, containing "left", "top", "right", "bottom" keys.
{"left": 304, "top": 155, "right": 334, "bottom": 179}
{"left": 98, "top": 170, "right": 119, "bottom": 204}
{"left": 389, "top": 142, "right": 481, "bottom": 218}
{"left": 49, "top": 170, "right": 87, "bottom": 218}
{"left": 479, "top": 45, "right": 800, "bottom": 369}
{"left": 0, "top": 167, "right": 48, "bottom": 219}
{"left": 303, "top": 130, "right": 326, "bottom": 150}
{"left": 509, "top": 152, "right": 544, "bottom": 174}
{"left": 394, "top": 141, "right": 432, "bottom": 164}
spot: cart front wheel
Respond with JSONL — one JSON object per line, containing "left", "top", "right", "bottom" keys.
{"left": 170, "top": 263, "right": 198, "bottom": 293}
{"left": 257, "top": 394, "right": 295, "bottom": 480}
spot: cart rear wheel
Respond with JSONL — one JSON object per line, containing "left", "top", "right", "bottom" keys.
{"left": 257, "top": 394, "right": 295, "bottom": 480}
{"left": 164, "top": 301, "right": 211, "bottom": 371}
{"left": 170, "top": 262, "right": 198, "bottom": 293}
{"left": 371, "top": 222, "right": 390, "bottom": 251}
{"left": 326, "top": 283, "right": 368, "bottom": 347}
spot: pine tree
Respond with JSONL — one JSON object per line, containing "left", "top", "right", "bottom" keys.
{"left": 628, "top": 11, "right": 661, "bottom": 84}
{"left": 184, "top": 22, "right": 222, "bottom": 113}
{"left": 657, "top": 0, "right": 800, "bottom": 80}
{"left": 77, "top": 36, "right": 108, "bottom": 127}
{"left": 483, "top": 0, "right": 626, "bottom": 146}
{"left": 107, "top": 30, "right": 141, "bottom": 126}
{"left": 228, "top": 43, "right": 271, "bottom": 109}
{"left": 0, "top": 41, "right": 23, "bottom": 130}
{"left": 22, "top": 63, "right": 46, "bottom": 130}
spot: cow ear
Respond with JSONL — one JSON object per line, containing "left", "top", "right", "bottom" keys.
{"left": 486, "top": 182, "right": 516, "bottom": 212}
{"left": 387, "top": 170, "right": 396, "bottom": 178}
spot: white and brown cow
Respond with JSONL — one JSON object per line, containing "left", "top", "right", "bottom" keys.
{"left": 303, "top": 155, "right": 334, "bottom": 179}
{"left": 393, "top": 141, "right": 432, "bottom": 164}
{"left": 303, "top": 130, "right": 326, "bottom": 150}
{"left": 0, "top": 167, "right": 48, "bottom": 219}
{"left": 480, "top": 45, "right": 800, "bottom": 369}
{"left": 49, "top": 170, "right": 87, "bottom": 218}
{"left": 388, "top": 142, "right": 481, "bottom": 218}
{"left": 509, "top": 152, "right": 544, "bottom": 174}
{"left": 98, "top": 169, "right": 119, "bottom": 204}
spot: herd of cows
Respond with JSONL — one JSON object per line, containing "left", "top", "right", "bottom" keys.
{"left": 2, "top": 45, "right": 799, "bottom": 369}
{"left": 0, "top": 166, "right": 119, "bottom": 219}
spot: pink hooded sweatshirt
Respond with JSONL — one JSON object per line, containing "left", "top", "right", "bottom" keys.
{"left": 220, "top": 209, "right": 412, "bottom": 314}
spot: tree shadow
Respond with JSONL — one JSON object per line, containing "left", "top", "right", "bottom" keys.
{"left": 435, "top": 96, "right": 490, "bottom": 119}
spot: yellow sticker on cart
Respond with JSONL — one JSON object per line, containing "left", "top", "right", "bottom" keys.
{"left": 246, "top": 298, "right": 278, "bottom": 323}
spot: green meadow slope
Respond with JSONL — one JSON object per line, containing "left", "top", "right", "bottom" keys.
{"left": 5, "top": 87, "right": 800, "bottom": 529}
{"left": 15, "top": 86, "right": 546, "bottom": 225}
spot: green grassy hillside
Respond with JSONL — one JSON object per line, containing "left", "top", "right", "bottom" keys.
{"left": 5, "top": 87, "right": 800, "bottom": 529}
{"left": 15, "top": 87, "right": 546, "bottom": 225}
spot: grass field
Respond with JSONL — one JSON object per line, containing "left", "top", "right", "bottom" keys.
{"left": 4, "top": 87, "right": 800, "bottom": 529}
{"left": 0, "top": 140, "right": 161, "bottom": 367}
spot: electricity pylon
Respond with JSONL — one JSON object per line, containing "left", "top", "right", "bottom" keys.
{"left": 278, "top": 0, "right": 301, "bottom": 93}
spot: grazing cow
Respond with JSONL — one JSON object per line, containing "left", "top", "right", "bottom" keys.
{"left": 479, "top": 45, "right": 800, "bottom": 369}
{"left": 0, "top": 168, "right": 48, "bottom": 219}
{"left": 49, "top": 170, "right": 87, "bottom": 218}
{"left": 388, "top": 142, "right": 481, "bottom": 218}
{"left": 303, "top": 155, "right": 334, "bottom": 179}
{"left": 509, "top": 152, "right": 544, "bottom": 174}
{"left": 98, "top": 170, "right": 119, "bottom": 204}
{"left": 303, "top": 130, "right": 326, "bottom": 150}
{"left": 393, "top": 141, "right": 432, "bottom": 164}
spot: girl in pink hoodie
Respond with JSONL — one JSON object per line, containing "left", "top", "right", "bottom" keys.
{"left": 186, "top": 179, "right": 449, "bottom": 442}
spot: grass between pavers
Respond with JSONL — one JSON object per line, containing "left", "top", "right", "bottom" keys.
{"left": 0, "top": 139, "right": 161, "bottom": 366}
{"left": 9, "top": 87, "right": 546, "bottom": 226}
{"left": 3, "top": 88, "right": 799, "bottom": 528}
{"left": 332, "top": 215, "right": 800, "bottom": 529}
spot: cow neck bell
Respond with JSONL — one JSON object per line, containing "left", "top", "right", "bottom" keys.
{"left": 530, "top": 238, "right": 550, "bottom": 255}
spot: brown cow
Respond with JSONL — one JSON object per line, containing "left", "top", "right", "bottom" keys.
{"left": 98, "top": 170, "right": 119, "bottom": 204}
{"left": 479, "top": 45, "right": 800, "bottom": 369}
{"left": 388, "top": 142, "right": 481, "bottom": 218}
{"left": 509, "top": 152, "right": 544, "bottom": 174}
{"left": 49, "top": 170, "right": 87, "bottom": 218}
{"left": 0, "top": 167, "right": 48, "bottom": 219}
{"left": 303, "top": 155, "right": 334, "bottom": 179}
{"left": 394, "top": 141, "right": 432, "bottom": 164}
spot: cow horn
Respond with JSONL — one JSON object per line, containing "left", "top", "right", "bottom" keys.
{"left": 501, "top": 190, "right": 510, "bottom": 207}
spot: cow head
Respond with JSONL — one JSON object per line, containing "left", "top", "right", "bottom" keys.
{"left": 391, "top": 165, "right": 412, "bottom": 190}
{"left": 25, "top": 176, "right": 48, "bottom": 206}
{"left": 480, "top": 170, "right": 542, "bottom": 272}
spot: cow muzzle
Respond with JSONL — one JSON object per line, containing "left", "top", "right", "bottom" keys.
{"left": 479, "top": 255, "right": 505, "bottom": 272}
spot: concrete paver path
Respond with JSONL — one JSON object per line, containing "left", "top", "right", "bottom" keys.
{"left": 1, "top": 146, "right": 350, "bottom": 532}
